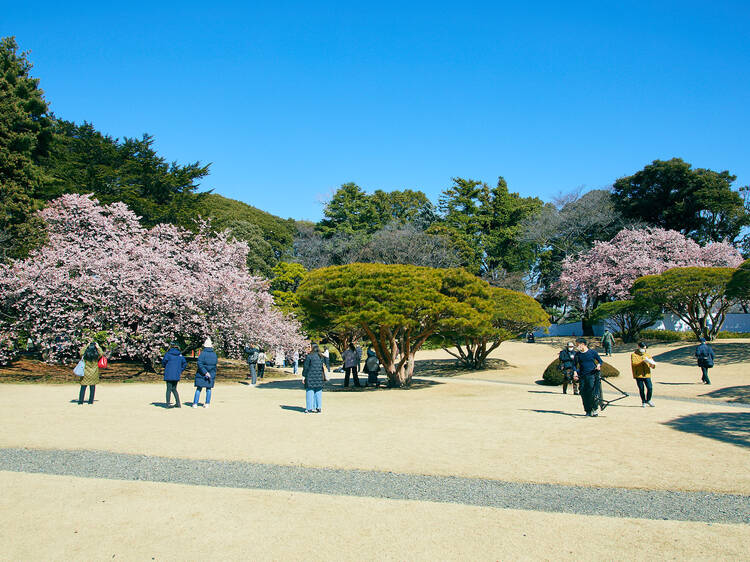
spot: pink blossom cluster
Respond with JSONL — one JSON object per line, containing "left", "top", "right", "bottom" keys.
{"left": 557, "top": 227, "right": 744, "bottom": 303}
{"left": 0, "top": 194, "right": 308, "bottom": 365}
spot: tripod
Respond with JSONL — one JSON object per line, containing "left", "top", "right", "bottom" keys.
{"left": 596, "top": 376, "right": 629, "bottom": 410}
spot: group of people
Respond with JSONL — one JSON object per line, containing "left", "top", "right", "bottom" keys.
{"left": 74, "top": 337, "right": 383, "bottom": 413}
{"left": 557, "top": 334, "right": 718, "bottom": 416}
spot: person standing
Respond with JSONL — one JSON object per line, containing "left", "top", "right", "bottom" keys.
{"left": 695, "top": 337, "right": 715, "bottom": 385}
{"left": 321, "top": 345, "right": 330, "bottom": 370}
{"left": 161, "top": 341, "right": 187, "bottom": 408}
{"left": 245, "top": 344, "right": 259, "bottom": 386}
{"left": 601, "top": 329, "right": 615, "bottom": 357}
{"left": 631, "top": 341, "right": 656, "bottom": 407}
{"left": 78, "top": 341, "right": 104, "bottom": 405}
{"left": 292, "top": 349, "right": 300, "bottom": 375}
{"left": 364, "top": 347, "right": 380, "bottom": 388}
{"left": 302, "top": 343, "right": 328, "bottom": 413}
{"left": 193, "top": 338, "right": 218, "bottom": 408}
{"left": 572, "top": 338, "right": 603, "bottom": 417}
{"left": 558, "top": 341, "right": 578, "bottom": 395}
{"left": 257, "top": 349, "right": 267, "bottom": 380}
{"left": 342, "top": 343, "right": 361, "bottom": 387}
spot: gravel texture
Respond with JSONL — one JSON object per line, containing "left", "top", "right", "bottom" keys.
{"left": 1, "top": 447, "right": 748, "bottom": 524}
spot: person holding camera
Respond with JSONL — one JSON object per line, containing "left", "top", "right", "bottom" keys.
{"left": 631, "top": 341, "right": 656, "bottom": 407}
{"left": 558, "top": 341, "right": 578, "bottom": 395}
{"left": 572, "top": 338, "right": 603, "bottom": 417}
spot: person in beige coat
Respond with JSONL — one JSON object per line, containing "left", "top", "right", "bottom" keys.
{"left": 78, "top": 341, "right": 104, "bottom": 405}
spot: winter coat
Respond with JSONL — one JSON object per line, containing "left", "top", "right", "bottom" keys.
{"left": 695, "top": 343, "right": 715, "bottom": 368}
{"left": 195, "top": 348, "right": 218, "bottom": 388}
{"left": 79, "top": 343, "right": 104, "bottom": 386}
{"left": 364, "top": 350, "right": 379, "bottom": 374}
{"left": 342, "top": 348, "right": 358, "bottom": 368}
{"left": 162, "top": 347, "right": 187, "bottom": 382}
{"left": 245, "top": 346, "right": 259, "bottom": 365}
{"left": 601, "top": 332, "right": 615, "bottom": 347}
{"left": 558, "top": 349, "right": 576, "bottom": 371}
{"left": 302, "top": 351, "right": 326, "bottom": 391}
{"left": 631, "top": 351, "right": 655, "bottom": 378}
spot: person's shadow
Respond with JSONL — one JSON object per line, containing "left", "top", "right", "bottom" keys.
{"left": 280, "top": 405, "right": 307, "bottom": 413}
{"left": 521, "top": 408, "right": 588, "bottom": 418}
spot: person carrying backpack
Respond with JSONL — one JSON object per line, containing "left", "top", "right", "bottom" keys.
{"left": 161, "top": 341, "right": 187, "bottom": 408}
{"left": 695, "top": 337, "right": 715, "bottom": 385}
{"left": 193, "top": 338, "right": 218, "bottom": 408}
{"left": 78, "top": 341, "right": 104, "bottom": 405}
{"left": 245, "top": 344, "right": 259, "bottom": 386}
{"left": 601, "top": 329, "right": 615, "bottom": 357}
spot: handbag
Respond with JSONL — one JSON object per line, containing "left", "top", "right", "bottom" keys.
{"left": 73, "top": 359, "right": 85, "bottom": 377}
{"left": 98, "top": 356, "right": 108, "bottom": 369}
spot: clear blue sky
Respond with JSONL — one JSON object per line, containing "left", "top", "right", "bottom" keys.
{"left": 4, "top": 1, "right": 749, "bottom": 222}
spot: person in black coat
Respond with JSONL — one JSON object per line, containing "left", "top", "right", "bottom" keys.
{"left": 302, "top": 343, "right": 328, "bottom": 413}
{"left": 695, "top": 337, "right": 715, "bottom": 384}
{"left": 161, "top": 342, "right": 187, "bottom": 408}
{"left": 558, "top": 341, "right": 578, "bottom": 395}
{"left": 193, "top": 337, "right": 218, "bottom": 408}
{"left": 364, "top": 347, "right": 380, "bottom": 388}
{"left": 572, "top": 338, "right": 603, "bottom": 417}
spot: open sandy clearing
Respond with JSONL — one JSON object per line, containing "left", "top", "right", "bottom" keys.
{"left": 2, "top": 378, "right": 748, "bottom": 494}
{"left": 1, "top": 471, "right": 747, "bottom": 561}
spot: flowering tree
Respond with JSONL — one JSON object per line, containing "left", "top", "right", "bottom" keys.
{"left": 0, "top": 194, "right": 307, "bottom": 365}
{"left": 557, "top": 228, "right": 744, "bottom": 310}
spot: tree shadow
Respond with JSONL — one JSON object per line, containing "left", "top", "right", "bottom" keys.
{"left": 280, "top": 405, "right": 307, "bottom": 413}
{"left": 652, "top": 342, "right": 750, "bottom": 366}
{"left": 412, "top": 358, "right": 511, "bottom": 378}
{"left": 521, "top": 408, "right": 588, "bottom": 418}
{"left": 699, "top": 385, "right": 750, "bottom": 405}
{"left": 664, "top": 412, "right": 750, "bottom": 448}
{"left": 257, "top": 377, "right": 443, "bottom": 392}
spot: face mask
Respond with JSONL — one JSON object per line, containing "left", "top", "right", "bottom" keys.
{"left": 639, "top": 348, "right": 646, "bottom": 354}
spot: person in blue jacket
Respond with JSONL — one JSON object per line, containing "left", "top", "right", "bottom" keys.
{"left": 695, "top": 337, "right": 715, "bottom": 384}
{"left": 162, "top": 341, "right": 187, "bottom": 408}
{"left": 193, "top": 337, "right": 218, "bottom": 408}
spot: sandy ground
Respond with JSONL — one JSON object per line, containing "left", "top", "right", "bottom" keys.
{"left": 1, "top": 471, "right": 747, "bottom": 561}
{"left": 1, "top": 363, "right": 748, "bottom": 494}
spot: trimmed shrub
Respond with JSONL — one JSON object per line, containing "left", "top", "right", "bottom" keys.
{"left": 542, "top": 358, "right": 620, "bottom": 386}
{"left": 715, "top": 331, "right": 750, "bottom": 339}
{"left": 638, "top": 329, "right": 691, "bottom": 342}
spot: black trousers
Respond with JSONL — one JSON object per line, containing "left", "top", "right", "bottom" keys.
{"left": 344, "top": 366, "right": 361, "bottom": 387}
{"left": 166, "top": 380, "right": 180, "bottom": 406}
{"left": 78, "top": 385, "right": 95, "bottom": 404}
{"left": 258, "top": 363, "right": 265, "bottom": 378}
{"left": 636, "top": 378, "right": 653, "bottom": 403}
{"left": 700, "top": 366, "right": 711, "bottom": 384}
{"left": 579, "top": 375, "right": 599, "bottom": 413}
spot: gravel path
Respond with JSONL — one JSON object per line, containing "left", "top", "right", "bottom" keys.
{"left": 2, "top": 447, "right": 748, "bottom": 524}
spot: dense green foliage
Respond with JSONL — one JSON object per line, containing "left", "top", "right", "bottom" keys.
{"left": 591, "top": 300, "right": 662, "bottom": 343}
{"left": 0, "top": 37, "right": 51, "bottom": 260}
{"left": 613, "top": 158, "right": 749, "bottom": 244}
{"left": 269, "top": 261, "right": 307, "bottom": 314}
{"left": 631, "top": 267, "right": 738, "bottom": 340}
{"left": 726, "top": 259, "right": 749, "bottom": 301}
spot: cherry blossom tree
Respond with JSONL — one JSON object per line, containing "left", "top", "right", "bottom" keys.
{"left": 556, "top": 227, "right": 744, "bottom": 310}
{"left": 0, "top": 194, "right": 307, "bottom": 365}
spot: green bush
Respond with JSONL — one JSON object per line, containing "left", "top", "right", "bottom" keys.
{"left": 638, "top": 329, "right": 691, "bottom": 342}
{"left": 542, "top": 358, "right": 620, "bottom": 386}
{"left": 715, "top": 331, "right": 750, "bottom": 339}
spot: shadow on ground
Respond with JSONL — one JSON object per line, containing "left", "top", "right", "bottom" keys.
{"left": 653, "top": 342, "right": 750, "bottom": 366}
{"left": 412, "top": 358, "right": 511, "bottom": 378}
{"left": 521, "top": 408, "right": 587, "bottom": 418}
{"left": 699, "top": 385, "right": 750, "bottom": 404}
{"left": 255, "top": 377, "right": 443, "bottom": 392}
{"left": 664, "top": 412, "right": 750, "bottom": 448}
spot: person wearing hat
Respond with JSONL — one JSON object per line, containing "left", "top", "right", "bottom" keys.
{"left": 695, "top": 337, "right": 715, "bottom": 384}
{"left": 572, "top": 337, "right": 603, "bottom": 417}
{"left": 193, "top": 337, "right": 218, "bottom": 408}
{"left": 601, "top": 329, "right": 615, "bottom": 357}
{"left": 558, "top": 341, "right": 578, "bottom": 395}
{"left": 631, "top": 341, "right": 656, "bottom": 407}
{"left": 161, "top": 341, "right": 187, "bottom": 408}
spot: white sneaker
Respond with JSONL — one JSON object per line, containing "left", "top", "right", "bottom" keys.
{"left": 642, "top": 403, "right": 647, "bottom": 408}
{"left": 647, "top": 401, "right": 655, "bottom": 407}
{"left": 204, "top": 403, "right": 210, "bottom": 408}
{"left": 192, "top": 404, "right": 198, "bottom": 409}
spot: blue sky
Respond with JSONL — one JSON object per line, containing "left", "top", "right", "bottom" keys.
{"left": 4, "top": 1, "right": 749, "bottom": 222}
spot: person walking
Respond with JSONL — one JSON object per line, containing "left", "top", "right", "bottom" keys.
{"left": 342, "top": 343, "right": 361, "bottom": 387}
{"left": 695, "top": 337, "right": 715, "bottom": 385}
{"left": 364, "top": 347, "right": 380, "bottom": 388}
{"left": 302, "top": 343, "right": 328, "bottom": 413}
{"left": 558, "top": 341, "right": 578, "bottom": 395}
{"left": 193, "top": 338, "right": 218, "bottom": 408}
{"left": 257, "top": 349, "right": 267, "bottom": 380}
{"left": 601, "top": 329, "right": 615, "bottom": 357}
{"left": 292, "top": 349, "right": 299, "bottom": 375}
{"left": 572, "top": 338, "right": 603, "bottom": 417}
{"left": 161, "top": 341, "right": 187, "bottom": 408}
{"left": 245, "top": 344, "right": 259, "bottom": 386}
{"left": 78, "top": 341, "right": 104, "bottom": 405}
{"left": 631, "top": 341, "right": 656, "bottom": 407}
{"left": 321, "top": 345, "right": 330, "bottom": 370}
